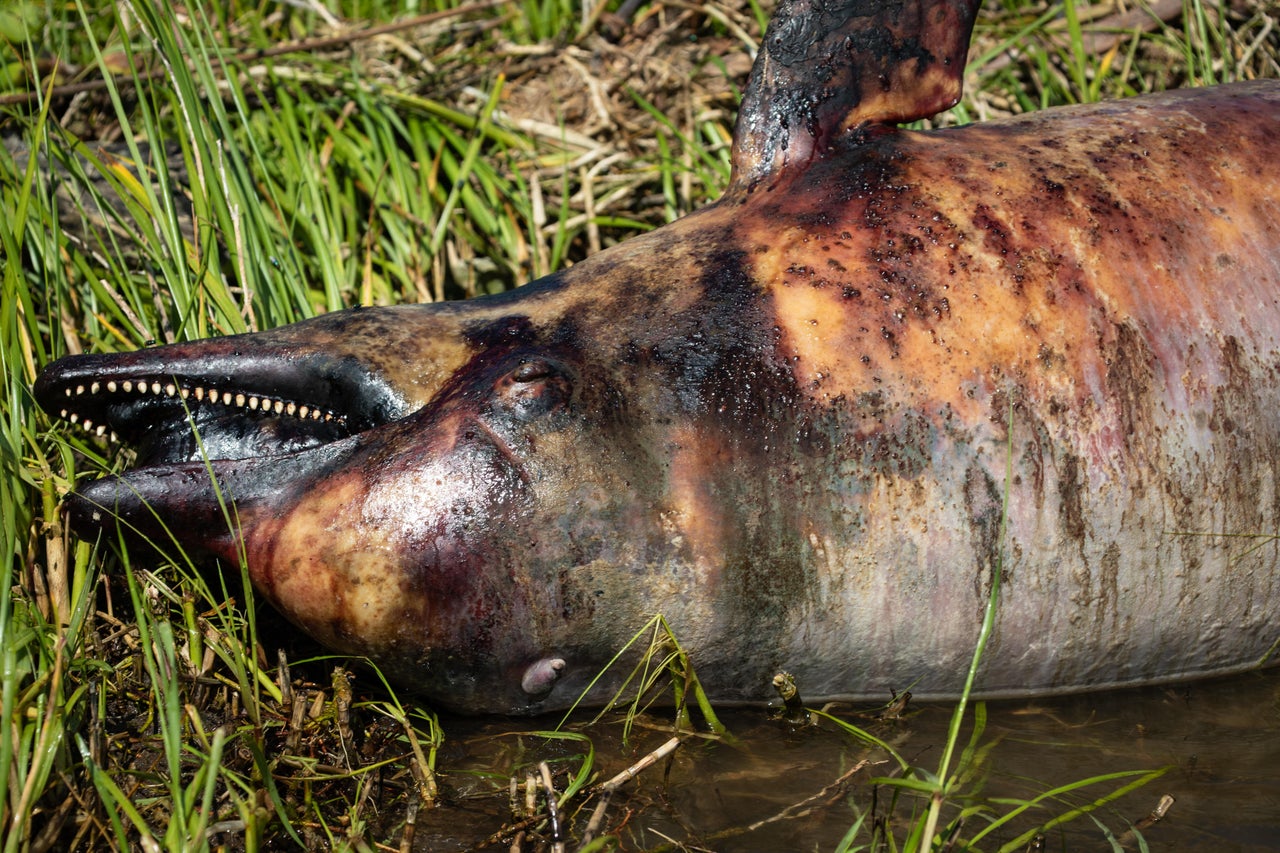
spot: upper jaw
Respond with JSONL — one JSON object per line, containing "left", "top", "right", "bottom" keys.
{"left": 33, "top": 336, "right": 414, "bottom": 551}
{"left": 34, "top": 337, "right": 413, "bottom": 470}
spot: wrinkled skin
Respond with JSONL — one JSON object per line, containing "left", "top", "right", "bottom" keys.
{"left": 35, "top": 0, "right": 1280, "bottom": 713}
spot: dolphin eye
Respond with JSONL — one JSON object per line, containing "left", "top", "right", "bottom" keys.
{"left": 511, "top": 360, "right": 554, "bottom": 383}
{"left": 495, "top": 358, "right": 573, "bottom": 419}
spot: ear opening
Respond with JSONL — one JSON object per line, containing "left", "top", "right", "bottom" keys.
{"left": 729, "top": 0, "right": 982, "bottom": 192}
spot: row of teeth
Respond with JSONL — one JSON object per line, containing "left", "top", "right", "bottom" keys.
{"left": 59, "top": 379, "right": 339, "bottom": 439}
{"left": 58, "top": 414, "right": 117, "bottom": 441}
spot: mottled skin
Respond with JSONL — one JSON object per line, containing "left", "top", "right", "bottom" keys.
{"left": 35, "top": 0, "right": 1280, "bottom": 713}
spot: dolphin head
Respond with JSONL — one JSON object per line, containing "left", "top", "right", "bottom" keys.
{"left": 217, "top": 330, "right": 679, "bottom": 712}
{"left": 33, "top": 217, "right": 769, "bottom": 712}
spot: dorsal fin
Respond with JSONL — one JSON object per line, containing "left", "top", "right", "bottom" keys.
{"left": 730, "top": 0, "right": 981, "bottom": 191}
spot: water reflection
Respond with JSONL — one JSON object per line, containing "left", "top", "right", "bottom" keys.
{"left": 413, "top": 668, "right": 1280, "bottom": 851}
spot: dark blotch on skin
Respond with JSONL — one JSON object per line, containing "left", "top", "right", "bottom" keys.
{"left": 963, "top": 461, "right": 1003, "bottom": 597}
{"left": 463, "top": 314, "right": 537, "bottom": 350}
{"left": 1057, "top": 453, "right": 1086, "bottom": 545}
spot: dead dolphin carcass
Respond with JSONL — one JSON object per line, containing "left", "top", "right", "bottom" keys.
{"left": 35, "top": 0, "right": 1280, "bottom": 713}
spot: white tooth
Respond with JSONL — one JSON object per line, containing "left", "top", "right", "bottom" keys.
{"left": 194, "top": 387, "right": 205, "bottom": 401}
{"left": 235, "top": 393, "right": 246, "bottom": 407}
{"left": 211, "top": 391, "right": 223, "bottom": 404}
{"left": 180, "top": 388, "right": 189, "bottom": 399}
{"left": 165, "top": 383, "right": 176, "bottom": 397}
{"left": 110, "top": 432, "right": 119, "bottom": 442}
{"left": 69, "top": 413, "right": 79, "bottom": 423}
{"left": 248, "top": 397, "right": 259, "bottom": 410}
{"left": 60, "top": 409, "right": 68, "bottom": 418}
{"left": 324, "top": 413, "right": 334, "bottom": 422}
{"left": 75, "top": 385, "right": 85, "bottom": 395}
{"left": 96, "top": 425, "right": 106, "bottom": 437}
{"left": 298, "top": 405, "right": 309, "bottom": 418}
{"left": 107, "top": 381, "right": 117, "bottom": 392}
{"left": 313, "top": 410, "right": 323, "bottom": 420}
{"left": 122, "top": 381, "right": 133, "bottom": 392}
{"left": 150, "top": 382, "right": 161, "bottom": 395}
{"left": 286, "top": 402, "right": 296, "bottom": 416}
{"left": 82, "top": 419, "right": 93, "bottom": 431}
{"left": 91, "top": 382, "right": 100, "bottom": 394}
{"left": 273, "top": 401, "right": 284, "bottom": 414}
{"left": 64, "top": 388, "right": 72, "bottom": 397}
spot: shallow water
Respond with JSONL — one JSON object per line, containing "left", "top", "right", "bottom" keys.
{"left": 411, "top": 668, "right": 1280, "bottom": 851}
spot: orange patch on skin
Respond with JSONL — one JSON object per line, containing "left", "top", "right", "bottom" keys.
{"left": 736, "top": 93, "right": 1280, "bottom": 442}
{"left": 662, "top": 424, "right": 731, "bottom": 588}
{"left": 748, "top": 212, "right": 1082, "bottom": 426}
{"left": 253, "top": 476, "right": 417, "bottom": 654}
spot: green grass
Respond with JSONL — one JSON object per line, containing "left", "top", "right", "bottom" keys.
{"left": 2, "top": 0, "right": 1277, "bottom": 849}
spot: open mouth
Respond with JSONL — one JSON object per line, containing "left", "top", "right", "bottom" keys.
{"left": 34, "top": 345, "right": 410, "bottom": 472}
{"left": 33, "top": 342, "right": 416, "bottom": 547}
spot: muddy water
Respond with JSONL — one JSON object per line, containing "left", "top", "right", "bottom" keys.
{"left": 412, "top": 669, "right": 1280, "bottom": 851}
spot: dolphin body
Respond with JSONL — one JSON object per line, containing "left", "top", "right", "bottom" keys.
{"left": 36, "top": 0, "right": 1280, "bottom": 713}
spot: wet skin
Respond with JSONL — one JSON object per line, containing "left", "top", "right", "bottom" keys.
{"left": 35, "top": 6, "right": 1280, "bottom": 712}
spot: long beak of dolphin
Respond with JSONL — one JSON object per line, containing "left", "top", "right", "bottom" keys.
{"left": 32, "top": 304, "right": 476, "bottom": 553}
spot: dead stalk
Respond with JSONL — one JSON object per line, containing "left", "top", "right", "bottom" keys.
{"left": 578, "top": 735, "right": 682, "bottom": 849}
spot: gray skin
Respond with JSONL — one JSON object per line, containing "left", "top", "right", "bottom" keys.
{"left": 35, "top": 0, "right": 1280, "bottom": 713}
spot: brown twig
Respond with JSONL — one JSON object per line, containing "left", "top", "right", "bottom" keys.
{"left": 539, "top": 762, "right": 566, "bottom": 853}
{"left": 403, "top": 718, "right": 439, "bottom": 806}
{"left": 671, "top": 757, "right": 878, "bottom": 849}
{"left": 0, "top": 0, "right": 509, "bottom": 108}
{"left": 276, "top": 648, "right": 293, "bottom": 708}
{"left": 1114, "top": 793, "right": 1175, "bottom": 849}
{"left": 745, "top": 759, "right": 871, "bottom": 831}
{"left": 578, "top": 735, "right": 682, "bottom": 850}
{"left": 399, "top": 793, "right": 420, "bottom": 853}
{"left": 979, "top": 0, "right": 1186, "bottom": 75}
{"left": 1079, "top": 0, "right": 1187, "bottom": 58}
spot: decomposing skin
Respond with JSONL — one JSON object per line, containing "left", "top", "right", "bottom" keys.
{"left": 35, "top": 0, "right": 1280, "bottom": 713}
